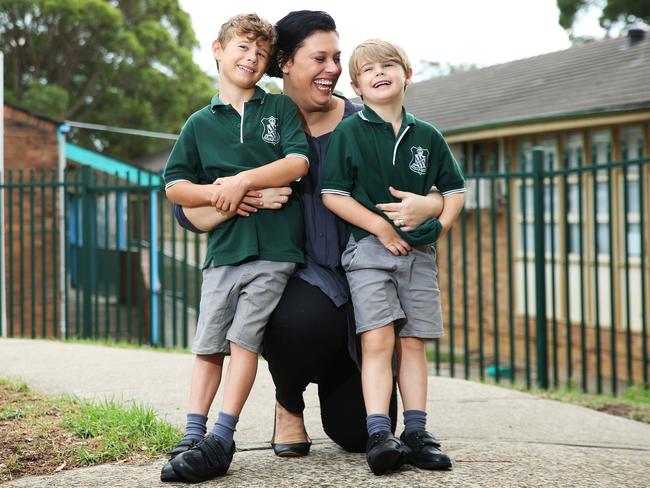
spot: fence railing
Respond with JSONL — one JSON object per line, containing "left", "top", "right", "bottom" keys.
{"left": 1, "top": 147, "right": 649, "bottom": 395}
{"left": 0, "top": 164, "right": 205, "bottom": 349}
{"left": 433, "top": 145, "right": 649, "bottom": 394}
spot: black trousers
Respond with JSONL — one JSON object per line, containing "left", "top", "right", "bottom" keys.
{"left": 263, "top": 276, "right": 397, "bottom": 453}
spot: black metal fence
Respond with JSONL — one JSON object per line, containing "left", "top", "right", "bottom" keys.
{"left": 2, "top": 146, "right": 648, "bottom": 395}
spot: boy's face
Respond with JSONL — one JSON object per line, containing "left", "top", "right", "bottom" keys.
{"left": 351, "top": 57, "right": 411, "bottom": 106}
{"left": 212, "top": 33, "right": 271, "bottom": 89}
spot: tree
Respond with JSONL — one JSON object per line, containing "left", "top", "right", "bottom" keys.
{"left": 412, "top": 60, "right": 477, "bottom": 83}
{"left": 1, "top": 0, "right": 216, "bottom": 160}
{"left": 557, "top": 0, "right": 650, "bottom": 35}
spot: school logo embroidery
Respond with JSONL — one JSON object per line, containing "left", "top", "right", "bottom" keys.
{"left": 261, "top": 116, "right": 280, "bottom": 145}
{"left": 409, "top": 146, "right": 429, "bottom": 175}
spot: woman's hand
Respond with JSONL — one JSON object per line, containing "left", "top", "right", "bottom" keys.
{"left": 376, "top": 186, "right": 444, "bottom": 232}
{"left": 237, "top": 187, "right": 292, "bottom": 215}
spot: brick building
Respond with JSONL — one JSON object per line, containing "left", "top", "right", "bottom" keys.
{"left": 2, "top": 102, "right": 63, "bottom": 338}
{"left": 405, "top": 29, "right": 650, "bottom": 388}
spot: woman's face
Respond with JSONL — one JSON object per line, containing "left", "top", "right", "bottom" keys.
{"left": 282, "top": 30, "right": 342, "bottom": 112}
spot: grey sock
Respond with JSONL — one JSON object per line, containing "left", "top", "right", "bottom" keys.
{"left": 184, "top": 412, "right": 208, "bottom": 442}
{"left": 211, "top": 411, "right": 239, "bottom": 451}
{"left": 366, "top": 413, "right": 392, "bottom": 436}
{"left": 403, "top": 409, "right": 427, "bottom": 434}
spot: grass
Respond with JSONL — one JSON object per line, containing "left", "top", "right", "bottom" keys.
{"left": 63, "top": 399, "right": 181, "bottom": 464}
{"left": 0, "top": 377, "right": 182, "bottom": 481}
{"left": 504, "top": 382, "right": 650, "bottom": 424}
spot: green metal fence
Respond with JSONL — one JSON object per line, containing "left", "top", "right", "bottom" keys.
{"left": 433, "top": 144, "right": 649, "bottom": 394}
{"left": 2, "top": 146, "right": 648, "bottom": 395}
{"left": 1, "top": 164, "right": 205, "bottom": 348}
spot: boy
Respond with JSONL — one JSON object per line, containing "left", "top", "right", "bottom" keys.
{"left": 321, "top": 39, "right": 465, "bottom": 475}
{"left": 160, "top": 14, "right": 309, "bottom": 483}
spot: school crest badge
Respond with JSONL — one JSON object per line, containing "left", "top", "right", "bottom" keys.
{"left": 409, "top": 146, "right": 429, "bottom": 175}
{"left": 261, "top": 116, "right": 280, "bottom": 145}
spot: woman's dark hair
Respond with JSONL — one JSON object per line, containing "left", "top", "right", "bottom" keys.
{"left": 266, "top": 10, "right": 337, "bottom": 78}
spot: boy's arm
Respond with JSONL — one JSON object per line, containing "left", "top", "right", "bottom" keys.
{"left": 165, "top": 181, "right": 219, "bottom": 208}
{"left": 322, "top": 193, "right": 410, "bottom": 256}
{"left": 438, "top": 193, "right": 465, "bottom": 239}
{"left": 211, "top": 156, "right": 308, "bottom": 212}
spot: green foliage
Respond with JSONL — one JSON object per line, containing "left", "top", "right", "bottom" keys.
{"left": 63, "top": 398, "right": 182, "bottom": 463}
{"left": 0, "top": 0, "right": 216, "bottom": 160}
{"left": 557, "top": 0, "right": 650, "bottom": 33}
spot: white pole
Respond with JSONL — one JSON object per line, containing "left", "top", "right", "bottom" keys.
{"left": 1, "top": 52, "right": 7, "bottom": 338}
{"left": 58, "top": 125, "right": 69, "bottom": 338}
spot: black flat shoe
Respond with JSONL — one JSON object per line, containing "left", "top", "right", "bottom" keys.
{"left": 271, "top": 440, "right": 311, "bottom": 457}
{"left": 271, "top": 404, "right": 312, "bottom": 457}
{"left": 400, "top": 430, "right": 451, "bottom": 470}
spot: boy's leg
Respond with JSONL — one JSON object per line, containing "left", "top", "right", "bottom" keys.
{"left": 167, "top": 353, "right": 225, "bottom": 457}
{"left": 395, "top": 337, "right": 427, "bottom": 411}
{"left": 394, "top": 246, "right": 451, "bottom": 470}
{"left": 360, "top": 325, "right": 395, "bottom": 416}
{"left": 189, "top": 353, "right": 226, "bottom": 414}
{"left": 360, "top": 324, "right": 405, "bottom": 475}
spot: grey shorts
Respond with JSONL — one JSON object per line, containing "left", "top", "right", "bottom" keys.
{"left": 341, "top": 235, "right": 443, "bottom": 339}
{"left": 192, "top": 260, "right": 297, "bottom": 355}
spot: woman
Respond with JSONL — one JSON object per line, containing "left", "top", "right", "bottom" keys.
{"left": 176, "top": 10, "right": 443, "bottom": 454}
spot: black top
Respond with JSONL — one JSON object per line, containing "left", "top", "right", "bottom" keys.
{"left": 295, "top": 97, "right": 361, "bottom": 307}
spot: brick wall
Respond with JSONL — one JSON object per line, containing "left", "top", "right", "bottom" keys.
{"left": 3, "top": 104, "right": 61, "bottom": 338}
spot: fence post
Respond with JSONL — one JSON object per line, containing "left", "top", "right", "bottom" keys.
{"left": 80, "top": 165, "right": 93, "bottom": 338}
{"left": 532, "top": 147, "right": 549, "bottom": 389}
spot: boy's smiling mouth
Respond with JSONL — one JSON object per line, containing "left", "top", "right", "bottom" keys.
{"left": 237, "top": 64, "right": 255, "bottom": 74}
{"left": 372, "top": 80, "right": 391, "bottom": 88}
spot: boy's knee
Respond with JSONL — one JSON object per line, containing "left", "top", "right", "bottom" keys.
{"left": 195, "top": 353, "right": 225, "bottom": 366}
{"left": 361, "top": 326, "right": 394, "bottom": 356}
{"left": 399, "top": 336, "right": 425, "bottom": 353}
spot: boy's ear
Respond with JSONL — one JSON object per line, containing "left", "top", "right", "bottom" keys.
{"left": 212, "top": 40, "right": 223, "bottom": 62}
{"left": 351, "top": 81, "right": 362, "bottom": 98}
{"left": 405, "top": 67, "right": 413, "bottom": 86}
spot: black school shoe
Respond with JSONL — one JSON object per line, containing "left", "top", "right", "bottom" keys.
{"left": 168, "top": 437, "right": 201, "bottom": 459}
{"left": 163, "top": 434, "right": 235, "bottom": 483}
{"left": 366, "top": 431, "right": 406, "bottom": 476}
{"left": 400, "top": 430, "right": 452, "bottom": 470}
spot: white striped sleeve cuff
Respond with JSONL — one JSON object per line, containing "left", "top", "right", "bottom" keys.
{"left": 441, "top": 188, "right": 467, "bottom": 196}
{"left": 165, "top": 179, "right": 192, "bottom": 190}
{"left": 321, "top": 189, "right": 351, "bottom": 196}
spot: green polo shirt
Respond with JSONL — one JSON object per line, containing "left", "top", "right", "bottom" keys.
{"left": 321, "top": 105, "right": 465, "bottom": 246}
{"left": 164, "top": 86, "right": 309, "bottom": 268}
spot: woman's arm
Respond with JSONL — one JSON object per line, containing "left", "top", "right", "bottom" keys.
{"left": 175, "top": 187, "right": 293, "bottom": 233}
{"left": 375, "top": 187, "right": 443, "bottom": 232}
{"left": 322, "top": 193, "right": 411, "bottom": 256}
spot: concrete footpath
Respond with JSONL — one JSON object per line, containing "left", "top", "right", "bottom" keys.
{"left": 1, "top": 338, "right": 649, "bottom": 487}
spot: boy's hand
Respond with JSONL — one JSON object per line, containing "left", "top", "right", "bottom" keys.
{"left": 375, "top": 220, "right": 411, "bottom": 256}
{"left": 211, "top": 175, "right": 250, "bottom": 212}
{"left": 376, "top": 186, "right": 443, "bottom": 232}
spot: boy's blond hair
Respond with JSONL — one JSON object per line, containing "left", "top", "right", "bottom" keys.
{"left": 217, "top": 13, "right": 277, "bottom": 48}
{"left": 348, "top": 39, "right": 411, "bottom": 86}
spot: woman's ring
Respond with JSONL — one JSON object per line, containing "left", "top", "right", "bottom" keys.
{"left": 398, "top": 219, "right": 405, "bottom": 227}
